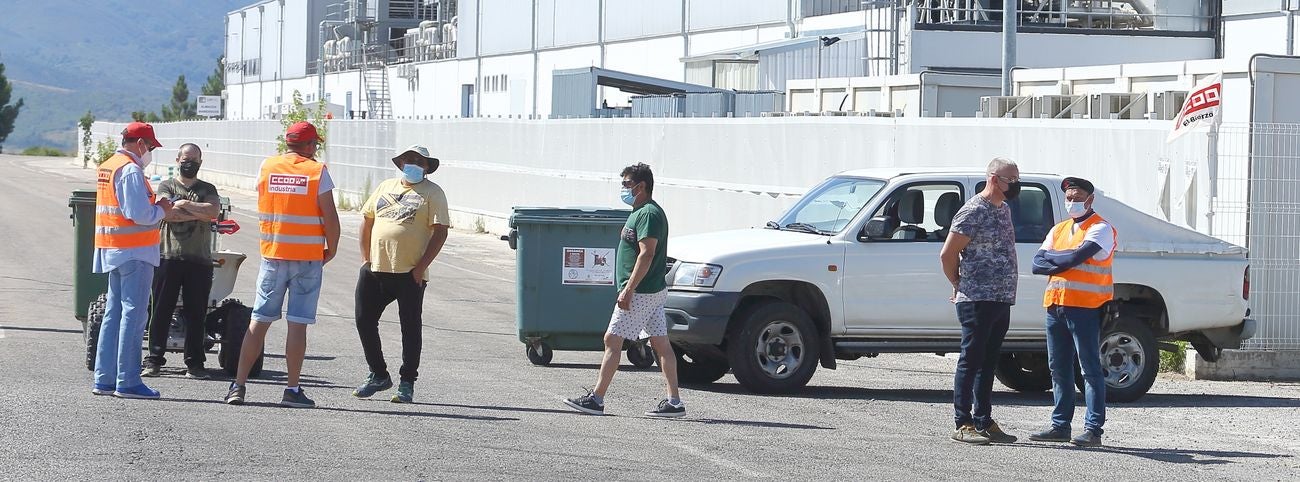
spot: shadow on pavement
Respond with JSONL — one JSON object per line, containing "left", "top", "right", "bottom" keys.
{"left": 156, "top": 397, "right": 519, "bottom": 422}
{"left": 0, "top": 325, "right": 84, "bottom": 335}
{"left": 693, "top": 383, "right": 1300, "bottom": 408}
{"left": 261, "top": 353, "right": 337, "bottom": 361}
{"left": 678, "top": 418, "right": 835, "bottom": 431}
{"left": 314, "top": 405, "right": 519, "bottom": 422}
{"left": 533, "top": 362, "right": 660, "bottom": 372}
{"left": 242, "top": 370, "right": 350, "bottom": 389}
{"left": 406, "top": 400, "right": 581, "bottom": 416}
{"left": 1015, "top": 441, "right": 1292, "bottom": 465}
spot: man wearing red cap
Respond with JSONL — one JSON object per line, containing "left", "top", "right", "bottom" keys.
{"left": 224, "top": 121, "right": 340, "bottom": 408}
{"left": 92, "top": 122, "right": 174, "bottom": 399}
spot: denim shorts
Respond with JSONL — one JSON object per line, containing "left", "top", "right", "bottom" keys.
{"left": 251, "top": 259, "right": 323, "bottom": 325}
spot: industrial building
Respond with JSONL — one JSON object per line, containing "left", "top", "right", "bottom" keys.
{"left": 222, "top": 0, "right": 1285, "bottom": 121}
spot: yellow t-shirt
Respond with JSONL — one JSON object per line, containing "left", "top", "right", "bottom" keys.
{"left": 362, "top": 177, "right": 450, "bottom": 279}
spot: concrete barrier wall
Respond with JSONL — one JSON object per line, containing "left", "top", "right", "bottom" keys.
{"left": 84, "top": 117, "right": 1217, "bottom": 238}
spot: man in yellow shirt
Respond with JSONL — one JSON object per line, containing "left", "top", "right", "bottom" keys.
{"left": 351, "top": 145, "right": 450, "bottom": 403}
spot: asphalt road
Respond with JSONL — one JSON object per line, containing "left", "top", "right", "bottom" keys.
{"left": 1, "top": 154, "right": 1297, "bottom": 480}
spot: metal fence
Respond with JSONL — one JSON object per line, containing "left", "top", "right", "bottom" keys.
{"left": 1216, "top": 123, "right": 1300, "bottom": 350}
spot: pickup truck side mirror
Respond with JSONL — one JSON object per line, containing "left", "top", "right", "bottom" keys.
{"left": 860, "top": 217, "right": 894, "bottom": 241}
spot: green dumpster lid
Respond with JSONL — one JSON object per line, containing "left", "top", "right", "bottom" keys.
{"left": 509, "top": 206, "right": 631, "bottom": 227}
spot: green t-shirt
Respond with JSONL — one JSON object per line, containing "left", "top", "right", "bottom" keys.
{"left": 158, "top": 179, "right": 220, "bottom": 263}
{"left": 616, "top": 200, "right": 669, "bottom": 294}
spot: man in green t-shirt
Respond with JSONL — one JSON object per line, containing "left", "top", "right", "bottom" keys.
{"left": 564, "top": 163, "right": 684, "bottom": 418}
{"left": 143, "top": 143, "right": 222, "bottom": 379}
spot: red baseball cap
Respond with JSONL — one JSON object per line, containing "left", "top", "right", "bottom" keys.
{"left": 285, "top": 121, "right": 323, "bottom": 144}
{"left": 121, "top": 122, "right": 162, "bottom": 149}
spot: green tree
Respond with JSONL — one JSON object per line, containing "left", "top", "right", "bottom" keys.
{"left": 0, "top": 63, "right": 25, "bottom": 154}
{"left": 202, "top": 57, "right": 225, "bottom": 96}
{"left": 161, "top": 74, "right": 196, "bottom": 121}
{"left": 275, "top": 90, "right": 329, "bottom": 156}
{"left": 145, "top": 112, "right": 162, "bottom": 123}
{"left": 131, "top": 111, "right": 147, "bottom": 122}
{"left": 78, "top": 111, "right": 95, "bottom": 168}
{"left": 202, "top": 57, "right": 226, "bottom": 119}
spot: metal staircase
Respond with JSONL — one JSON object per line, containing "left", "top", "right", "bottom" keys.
{"left": 360, "top": 51, "right": 392, "bottom": 119}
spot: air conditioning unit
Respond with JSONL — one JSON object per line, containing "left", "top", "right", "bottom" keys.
{"left": 1151, "top": 90, "right": 1189, "bottom": 120}
{"left": 979, "top": 96, "right": 1033, "bottom": 118}
{"left": 1089, "top": 93, "right": 1147, "bottom": 119}
{"left": 1034, "top": 95, "right": 1088, "bottom": 119}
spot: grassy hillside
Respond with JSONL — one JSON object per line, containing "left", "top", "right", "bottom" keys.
{"left": 0, "top": 0, "right": 247, "bottom": 151}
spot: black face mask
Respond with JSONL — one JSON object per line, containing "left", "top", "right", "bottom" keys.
{"left": 178, "top": 160, "right": 201, "bottom": 178}
{"left": 1003, "top": 181, "right": 1021, "bottom": 200}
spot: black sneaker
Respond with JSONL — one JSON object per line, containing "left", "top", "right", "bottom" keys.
{"left": 562, "top": 390, "right": 605, "bottom": 415}
{"left": 1028, "top": 426, "right": 1072, "bottom": 443}
{"left": 141, "top": 363, "right": 162, "bottom": 378}
{"left": 224, "top": 383, "right": 245, "bottom": 405}
{"left": 281, "top": 388, "right": 316, "bottom": 408}
{"left": 977, "top": 420, "right": 1018, "bottom": 444}
{"left": 644, "top": 398, "right": 686, "bottom": 418}
{"left": 186, "top": 366, "right": 211, "bottom": 380}
{"left": 352, "top": 373, "right": 394, "bottom": 398}
{"left": 1071, "top": 430, "right": 1103, "bottom": 447}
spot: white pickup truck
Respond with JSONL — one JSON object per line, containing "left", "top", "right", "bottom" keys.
{"left": 664, "top": 168, "right": 1255, "bottom": 402}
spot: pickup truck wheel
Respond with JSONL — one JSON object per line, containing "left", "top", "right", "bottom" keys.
{"left": 994, "top": 353, "right": 1052, "bottom": 392}
{"left": 675, "top": 348, "right": 729, "bottom": 385}
{"left": 726, "top": 301, "right": 820, "bottom": 394}
{"left": 1095, "top": 317, "right": 1159, "bottom": 403}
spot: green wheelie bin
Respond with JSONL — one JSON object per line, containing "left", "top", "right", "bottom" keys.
{"left": 70, "top": 189, "right": 108, "bottom": 322}
{"left": 508, "top": 207, "right": 659, "bottom": 368}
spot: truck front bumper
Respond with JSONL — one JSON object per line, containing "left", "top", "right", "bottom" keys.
{"left": 665, "top": 290, "right": 742, "bottom": 346}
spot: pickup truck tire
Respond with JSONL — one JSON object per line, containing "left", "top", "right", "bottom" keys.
{"left": 1097, "top": 316, "right": 1158, "bottom": 403}
{"left": 674, "top": 348, "right": 729, "bottom": 385}
{"left": 994, "top": 353, "right": 1052, "bottom": 392}
{"left": 726, "top": 301, "right": 820, "bottom": 394}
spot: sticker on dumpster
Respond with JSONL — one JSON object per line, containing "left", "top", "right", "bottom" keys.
{"left": 562, "top": 247, "right": 615, "bottom": 286}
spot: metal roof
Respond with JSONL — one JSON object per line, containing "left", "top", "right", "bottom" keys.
{"left": 552, "top": 67, "right": 724, "bottom": 95}
{"left": 681, "top": 31, "right": 867, "bottom": 63}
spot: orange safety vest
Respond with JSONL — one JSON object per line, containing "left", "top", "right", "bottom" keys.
{"left": 257, "top": 153, "right": 326, "bottom": 261}
{"left": 94, "top": 153, "right": 160, "bottom": 249}
{"left": 1043, "top": 214, "right": 1116, "bottom": 309}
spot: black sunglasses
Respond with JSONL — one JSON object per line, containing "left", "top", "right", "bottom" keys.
{"left": 621, "top": 179, "right": 638, "bottom": 188}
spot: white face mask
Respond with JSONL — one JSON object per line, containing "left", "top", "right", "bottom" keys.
{"left": 1065, "top": 200, "right": 1088, "bottom": 218}
{"left": 138, "top": 149, "right": 154, "bottom": 169}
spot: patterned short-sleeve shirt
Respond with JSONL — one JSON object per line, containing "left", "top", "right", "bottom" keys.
{"left": 949, "top": 194, "right": 1018, "bottom": 304}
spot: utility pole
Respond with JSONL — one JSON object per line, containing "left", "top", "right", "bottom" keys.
{"left": 1001, "top": 1, "right": 1017, "bottom": 96}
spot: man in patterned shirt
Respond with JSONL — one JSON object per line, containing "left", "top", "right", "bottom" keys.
{"left": 939, "top": 157, "right": 1021, "bottom": 445}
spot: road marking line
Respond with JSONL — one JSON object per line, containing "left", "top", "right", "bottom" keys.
{"left": 671, "top": 441, "right": 766, "bottom": 478}
{"left": 229, "top": 209, "right": 514, "bottom": 283}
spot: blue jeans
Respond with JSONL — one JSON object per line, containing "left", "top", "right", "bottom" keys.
{"left": 953, "top": 301, "right": 1011, "bottom": 430}
{"left": 252, "top": 259, "right": 324, "bottom": 324}
{"left": 1046, "top": 305, "right": 1106, "bottom": 435}
{"left": 94, "top": 260, "right": 155, "bottom": 390}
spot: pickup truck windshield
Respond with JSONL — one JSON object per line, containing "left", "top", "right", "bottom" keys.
{"left": 776, "top": 177, "right": 886, "bottom": 234}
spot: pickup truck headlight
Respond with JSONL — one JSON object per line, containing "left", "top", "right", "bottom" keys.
{"left": 673, "top": 263, "right": 723, "bottom": 288}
